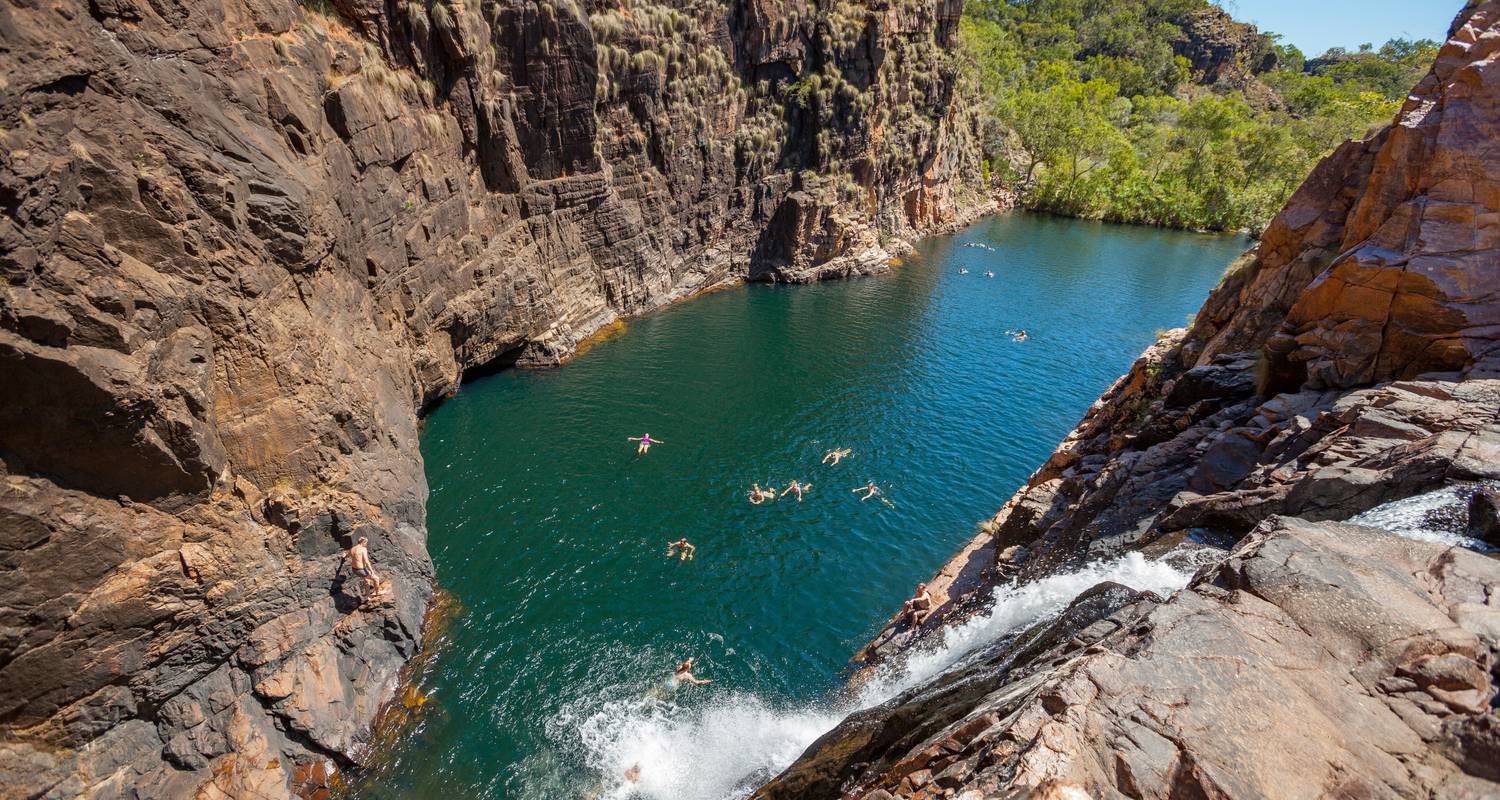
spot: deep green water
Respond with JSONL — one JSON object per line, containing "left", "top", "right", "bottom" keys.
{"left": 359, "top": 214, "right": 1248, "bottom": 799}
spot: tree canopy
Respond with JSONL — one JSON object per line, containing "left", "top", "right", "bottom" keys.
{"left": 959, "top": 0, "right": 1439, "bottom": 232}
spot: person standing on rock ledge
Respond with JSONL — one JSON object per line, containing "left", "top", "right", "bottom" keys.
{"left": 627, "top": 433, "right": 662, "bottom": 454}
{"left": 344, "top": 537, "right": 384, "bottom": 602}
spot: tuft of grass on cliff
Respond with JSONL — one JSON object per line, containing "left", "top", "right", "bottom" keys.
{"left": 959, "top": 0, "right": 1437, "bottom": 233}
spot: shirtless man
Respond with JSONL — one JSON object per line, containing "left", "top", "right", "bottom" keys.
{"left": 853, "top": 481, "right": 881, "bottom": 501}
{"left": 666, "top": 538, "right": 696, "bottom": 561}
{"left": 668, "top": 657, "right": 712, "bottom": 690}
{"left": 902, "top": 582, "right": 934, "bottom": 627}
{"left": 345, "top": 536, "right": 381, "bottom": 599}
{"left": 782, "top": 480, "right": 809, "bottom": 502}
{"left": 821, "top": 448, "right": 852, "bottom": 465}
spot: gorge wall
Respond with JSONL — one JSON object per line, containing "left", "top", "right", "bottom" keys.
{"left": 0, "top": 0, "right": 989, "bottom": 795}
{"left": 757, "top": 1, "right": 1500, "bottom": 797}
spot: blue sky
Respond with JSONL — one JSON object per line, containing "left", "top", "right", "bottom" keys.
{"left": 1220, "top": 0, "right": 1462, "bottom": 57}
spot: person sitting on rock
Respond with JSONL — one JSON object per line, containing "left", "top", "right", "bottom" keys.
{"left": 666, "top": 538, "right": 696, "bottom": 561}
{"left": 628, "top": 433, "right": 662, "bottom": 454}
{"left": 782, "top": 480, "right": 810, "bottom": 501}
{"left": 901, "top": 582, "right": 934, "bottom": 627}
{"left": 344, "top": 536, "right": 383, "bottom": 601}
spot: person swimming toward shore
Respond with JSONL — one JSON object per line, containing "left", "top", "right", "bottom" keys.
{"left": 667, "top": 658, "right": 711, "bottom": 690}
{"left": 627, "top": 433, "right": 662, "bottom": 454}
{"left": 822, "top": 448, "right": 852, "bottom": 465}
{"left": 782, "top": 480, "right": 809, "bottom": 501}
{"left": 749, "top": 483, "right": 777, "bottom": 504}
{"left": 666, "top": 538, "right": 695, "bottom": 561}
{"left": 853, "top": 481, "right": 881, "bottom": 501}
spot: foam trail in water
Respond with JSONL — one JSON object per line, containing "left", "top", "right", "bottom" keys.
{"left": 563, "top": 552, "right": 1195, "bottom": 800}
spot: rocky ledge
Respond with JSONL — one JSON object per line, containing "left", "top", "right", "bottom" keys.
{"left": 758, "top": 1, "right": 1500, "bottom": 797}
{"left": 761, "top": 517, "right": 1500, "bottom": 799}
{"left": 0, "top": 0, "right": 988, "bottom": 795}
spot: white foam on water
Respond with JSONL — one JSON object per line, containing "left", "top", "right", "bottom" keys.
{"left": 1350, "top": 485, "right": 1493, "bottom": 551}
{"left": 555, "top": 552, "right": 1196, "bottom": 799}
{"left": 860, "top": 552, "right": 1194, "bottom": 704}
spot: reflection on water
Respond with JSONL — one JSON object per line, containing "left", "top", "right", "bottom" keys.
{"left": 355, "top": 213, "right": 1249, "bottom": 798}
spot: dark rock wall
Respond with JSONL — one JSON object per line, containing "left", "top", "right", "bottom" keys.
{"left": 762, "top": 2, "right": 1500, "bottom": 798}
{"left": 0, "top": 0, "right": 988, "bottom": 795}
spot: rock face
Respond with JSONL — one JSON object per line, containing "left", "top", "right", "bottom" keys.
{"left": 761, "top": 3, "right": 1500, "bottom": 797}
{"left": 0, "top": 0, "right": 987, "bottom": 795}
{"left": 762, "top": 518, "right": 1500, "bottom": 799}
{"left": 1171, "top": 4, "right": 1278, "bottom": 89}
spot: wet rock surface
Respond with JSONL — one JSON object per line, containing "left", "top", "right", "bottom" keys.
{"left": 769, "top": 3, "right": 1500, "bottom": 797}
{"left": 760, "top": 518, "right": 1500, "bottom": 799}
{"left": 0, "top": 0, "right": 987, "bottom": 795}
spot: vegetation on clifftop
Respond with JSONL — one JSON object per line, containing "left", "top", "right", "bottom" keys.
{"left": 960, "top": 0, "right": 1439, "bottom": 232}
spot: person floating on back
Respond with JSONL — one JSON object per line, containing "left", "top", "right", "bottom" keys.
{"left": 748, "top": 483, "right": 777, "bottom": 504}
{"left": 344, "top": 536, "right": 385, "bottom": 603}
{"left": 666, "top": 538, "right": 696, "bottom": 561}
{"left": 821, "top": 448, "right": 852, "bottom": 465}
{"left": 782, "top": 480, "right": 810, "bottom": 501}
{"left": 853, "top": 481, "right": 881, "bottom": 501}
{"left": 667, "top": 657, "right": 711, "bottom": 690}
{"left": 628, "top": 433, "right": 662, "bottom": 454}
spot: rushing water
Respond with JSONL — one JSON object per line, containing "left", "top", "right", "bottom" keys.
{"left": 358, "top": 214, "right": 1249, "bottom": 798}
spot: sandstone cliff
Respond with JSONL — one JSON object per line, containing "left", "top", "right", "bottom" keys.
{"left": 0, "top": 0, "right": 987, "bottom": 795}
{"left": 757, "top": 2, "right": 1500, "bottom": 797}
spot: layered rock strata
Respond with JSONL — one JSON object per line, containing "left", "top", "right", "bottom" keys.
{"left": 760, "top": 2, "right": 1500, "bottom": 797}
{"left": 0, "top": 0, "right": 987, "bottom": 795}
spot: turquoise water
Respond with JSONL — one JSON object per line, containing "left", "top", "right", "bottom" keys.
{"left": 360, "top": 214, "right": 1248, "bottom": 798}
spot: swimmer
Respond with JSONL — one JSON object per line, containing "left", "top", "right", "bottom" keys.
{"left": 822, "top": 448, "right": 853, "bottom": 465}
{"left": 748, "top": 483, "right": 777, "bottom": 504}
{"left": 782, "top": 480, "right": 809, "bottom": 502}
{"left": 627, "top": 433, "right": 662, "bottom": 454}
{"left": 958, "top": 267, "right": 969, "bottom": 274}
{"left": 984, "top": 271, "right": 994, "bottom": 278}
{"left": 624, "top": 764, "right": 641, "bottom": 784}
{"left": 667, "top": 657, "right": 711, "bottom": 690}
{"left": 666, "top": 538, "right": 696, "bottom": 561}
{"left": 1013, "top": 329, "right": 1028, "bottom": 342}
{"left": 853, "top": 481, "right": 881, "bottom": 501}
